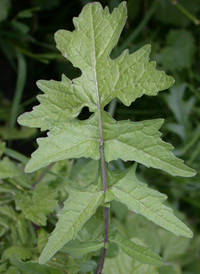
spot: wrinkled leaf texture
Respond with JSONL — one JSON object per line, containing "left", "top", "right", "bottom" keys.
{"left": 17, "top": 1, "right": 195, "bottom": 266}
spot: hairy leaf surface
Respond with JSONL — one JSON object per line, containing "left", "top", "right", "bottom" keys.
{"left": 39, "top": 184, "right": 104, "bottom": 264}
{"left": 105, "top": 164, "right": 193, "bottom": 237}
{"left": 17, "top": 1, "right": 196, "bottom": 269}
{"left": 16, "top": 2, "right": 195, "bottom": 178}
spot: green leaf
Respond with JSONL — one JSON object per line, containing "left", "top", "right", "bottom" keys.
{"left": 60, "top": 238, "right": 104, "bottom": 256}
{"left": 102, "top": 112, "right": 195, "bottom": 177}
{"left": 154, "top": 30, "right": 195, "bottom": 71}
{"left": 110, "top": 231, "right": 163, "bottom": 265}
{"left": 0, "top": 206, "right": 20, "bottom": 236}
{"left": 0, "top": 206, "right": 18, "bottom": 220}
{"left": 158, "top": 265, "right": 182, "bottom": 274}
{"left": 0, "top": 157, "right": 31, "bottom": 188}
{"left": 10, "top": 255, "right": 64, "bottom": 274}
{"left": 66, "top": 256, "right": 80, "bottom": 274}
{"left": 69, "top": 159, "right": 99, "bottom": 188}
{"left": 39, "top": 183, "right": 104, "bottom": 264}
{"left": 164, "top": 84, "right": 195, "bottom": 126}
{"left": 103, "top": 243, "right": 159, "bottom": 274}
{"left": 0, "top": 142, "right": 6, "bottom": 157}
{"left": 18, "top": 2, "right": 178, "bottom": 174}
{"left": 3, "top": 246, "right": 32, "bottom": 261}
{"left": 125, "top": 214, "right": 161, "bottom": 254}
{"left": 16, "top": 218, "right": 28, "bottom": 244}
{"left": 15, "top": 183, "right": 58, "bottom": 226}
{"left": 0, "top": 157, "right": 21, "bottom": 179}
{"left": 6, "top": 267, "right": 18, "bottom": 274}
{"left": 0, "top": 0, "right": 11, "bottom": 22}
{"left": 16, "top": 1, "right": 196, "bottom": 269}
{"left": 37, "top": 228, "right": 49, "bottom": 253}
{"left": 105, "top": 164, "right": 193, "bottom": 238}
{"left": 158, "top": 228, "right": 191, "bottom": 261}
{"left": 0, "top": 124, "right": 36, "bottom": 140}
{"left": 23, "top": 116, "right": 100, "bottom": 173}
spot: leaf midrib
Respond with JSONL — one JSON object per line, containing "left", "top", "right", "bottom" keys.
{"left": 110, "top": 185, "right": 190, "bottom": 235}
{"left": 106, "top": 138, "right": 191, "bottom": 176}
{"left": 40, "top": 190, "right": 103, "bottom": 262}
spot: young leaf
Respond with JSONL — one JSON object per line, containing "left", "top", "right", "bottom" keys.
{"left": 105, "top": 164, "right": 193, "bottom": 238}
{"left": 102, "top": 113, "right": 195, "bottom": 177}
{"left": 15, "top": 183, "right": 58, "bottom": 226}
{"left": 16, "top": 2, "right": 193, "bottom": 178}
{"left": 110, "top": 231, "right": 163, "bottom": 265}
{"left": 17, "top": 1, "right": 196, "bottom": 270}
{"left": 39, "top": 183, "right": 104, "bottom": 264}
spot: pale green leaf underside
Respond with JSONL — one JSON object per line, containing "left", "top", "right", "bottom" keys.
{"left": 105, "top": 164, "right": 193, "bottom": 238}
{"left": 24, "top": 116, "right": 100, "bottom": 172}
{"left": 39, "top": 184, "right": 104, "bottom": 264}
{"left": 15, "top": 184, "right": 58, "bottom": 226}
{"left": 18, "top": 2, "right": 174, "bottom": 130}
{"left": 110, "top": 231, "right": 163, "bottom": 265}
{"left": 24, "top": 113, "right": 195, "bottom": 177}
{"left": 60, "top": 238, "right": 104, "bottom": 256}
{"left": 16, "top": 2, "right": 184, "bottom": 177}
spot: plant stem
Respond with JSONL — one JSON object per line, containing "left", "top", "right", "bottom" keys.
{"left": 169, "top": 0, "right": 200, "bottom": 25}
{"left": 95, "top": 108, "right": 109, "bottom": 274}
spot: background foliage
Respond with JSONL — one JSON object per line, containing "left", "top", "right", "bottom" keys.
{"left": 0, "top": 0, "right": 199, "bottom": 273}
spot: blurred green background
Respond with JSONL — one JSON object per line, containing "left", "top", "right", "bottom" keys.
{"left": 0, "top": 0, "right": 200, "bottom": 273}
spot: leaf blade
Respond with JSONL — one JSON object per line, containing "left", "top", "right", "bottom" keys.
{"left": 39, "top": 184, "right": 104, "bottom": 264}
{"left": 103, "top": 114, "right": 195, "bottom": 177}
{"left": 110, "top": 231, "right": 163, "bottom": 265}
{"left": 60, "top": 239, "right": 104, "bottom": 256}
{"left": 105, "top": 164, "right": 193, "bottom": 238}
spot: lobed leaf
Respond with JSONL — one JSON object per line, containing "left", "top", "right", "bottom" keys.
{"left": 39, "top": 183, "right": 104, "bottom": 264}
{"left": 18, "top": 2, "right": 177, "bottom": 174}
{"left": 16, "top": 1, "right": 196, "bottom": 269}
{"left": 3, "top": 246, "right": 32, "bottom": 261}
{"left": 105, "top": 164, "right": 193, "bottom": 238}
{"left": 15, "top": 183, "right": 58, "bottom": 226}
{"left": 102, "top": 112, "right": 195, "bottom": 177}
{"left": 24, "top": 116, "right": 100, "bottom": 173}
